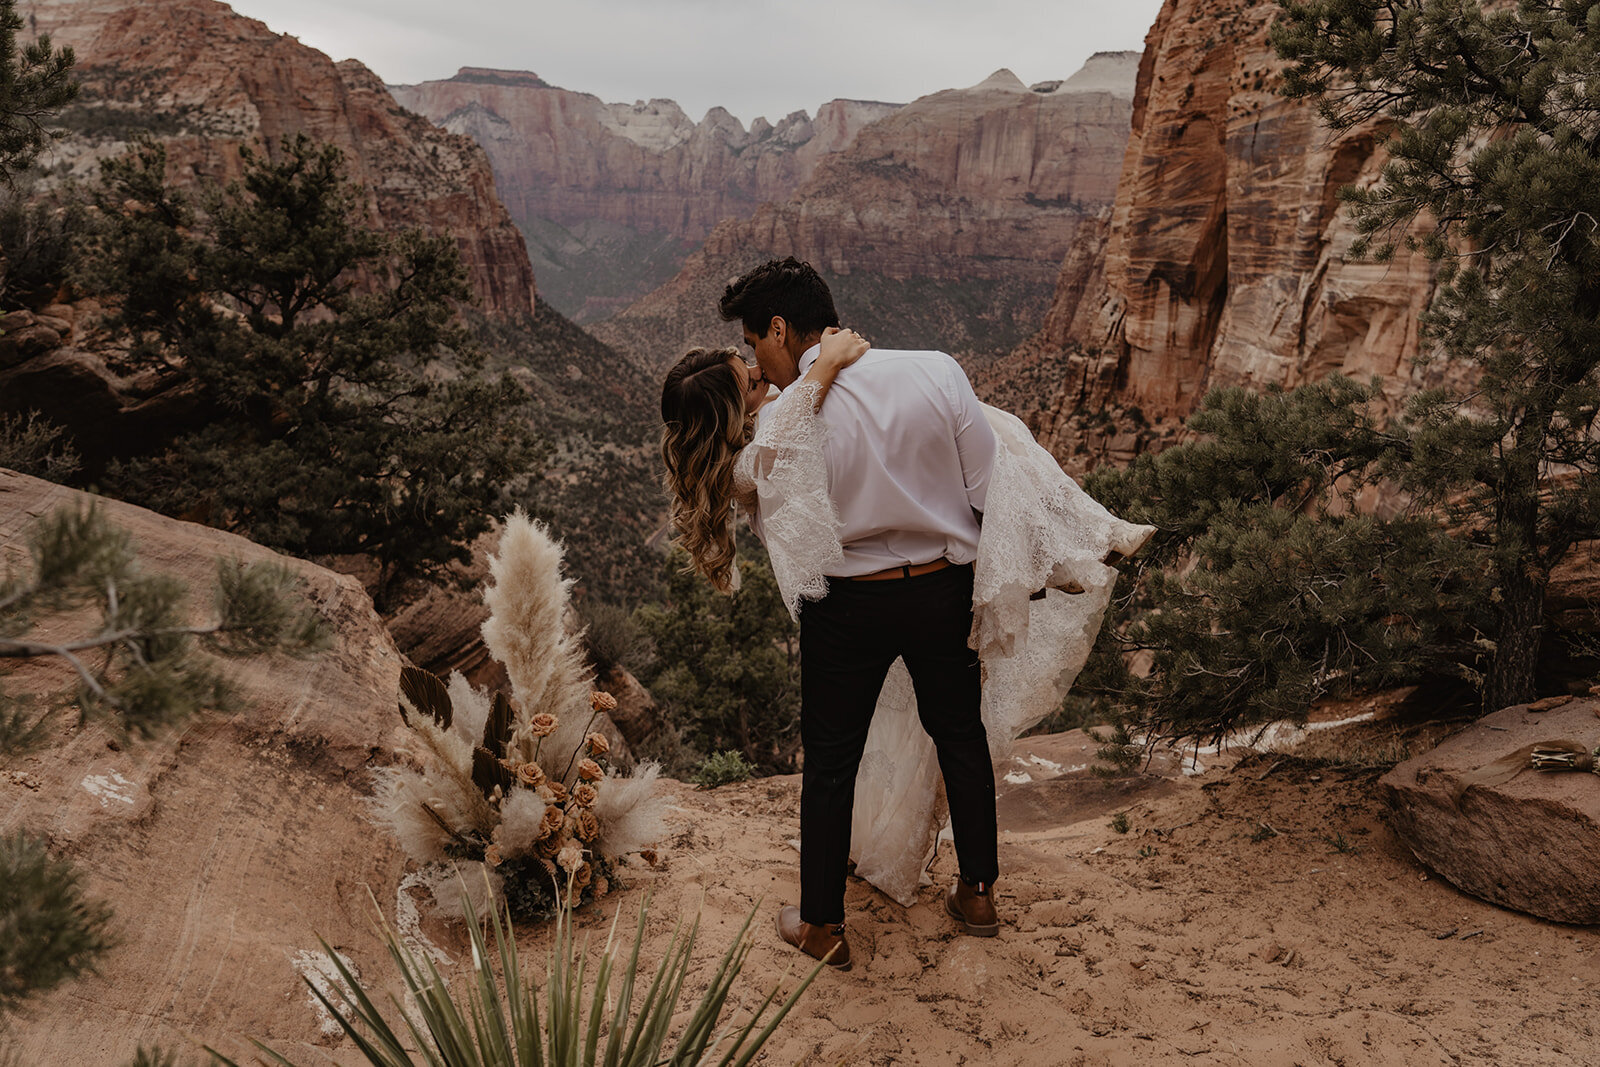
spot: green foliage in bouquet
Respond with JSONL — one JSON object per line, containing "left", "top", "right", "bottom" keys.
{"left": 219, "top": 885, "right": 823, "bottom": 1067}
{"left": 1081, "top": 376, "right": 1488, "bottom": 748}
{"left": 80, "top": 135, "right": 535, "bottom": 609}
{"left": 634, "top": 548, "right": 800, "bottom": 776}
{"left": 374, "top": 511, "right": 665, "bottom": 924}
{"left": 1272, "top": 0, "right": 1600, "bottom": 710}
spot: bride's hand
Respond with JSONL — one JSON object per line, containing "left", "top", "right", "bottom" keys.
{"left": 818, "top": 326, "right": 870, "bottom": 370}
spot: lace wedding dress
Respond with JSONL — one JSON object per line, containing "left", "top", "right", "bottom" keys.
{"left": 735, "top": 382, "right": 1155, "bottom": 905}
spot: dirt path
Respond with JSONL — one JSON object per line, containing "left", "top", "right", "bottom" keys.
{"left": 540, "top": 734, "right": 1598, "bottom": 1066}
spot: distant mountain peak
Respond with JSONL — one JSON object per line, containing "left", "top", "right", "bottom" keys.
{"left": 447, "top": 67, "right": 553, "bottom": 89}
{"left": 973, "top": 68, "right": 1028, "bottom": 91}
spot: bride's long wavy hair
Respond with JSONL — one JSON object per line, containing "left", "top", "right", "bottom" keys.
{"left": 660, "top": 347, "right": 754, "bottom": 593}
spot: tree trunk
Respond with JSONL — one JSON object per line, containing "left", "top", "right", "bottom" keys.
{"left": 1484, "top": 563, "right": 1544, "bottom": 712}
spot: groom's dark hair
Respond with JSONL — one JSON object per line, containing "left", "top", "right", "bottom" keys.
{"left": 718, "top": 257, "right": 840, "bottom": 339}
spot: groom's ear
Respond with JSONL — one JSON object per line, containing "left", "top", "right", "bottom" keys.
{"left": 767, "top": 315, "right": 786, "bottom": 344}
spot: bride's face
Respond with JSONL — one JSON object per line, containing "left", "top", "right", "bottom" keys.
{"left": 727, "top": 355, "right": 769, "bottom": 415}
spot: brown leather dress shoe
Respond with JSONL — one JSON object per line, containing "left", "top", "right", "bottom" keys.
{"left": 945, "top": 879, "right": 1000, "bottom": 937}
{"left": 775, "top": 905, "right": 852, "bottom": 971}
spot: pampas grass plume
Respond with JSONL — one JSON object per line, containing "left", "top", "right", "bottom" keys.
{"left": 593, "top": 762, "right": 666, "bottom": 858}
{"left": 493, "top": 788, "right": 552, "bottom": 858}
{"left": 481, "top": 510, "right": 594, "bottom": 766}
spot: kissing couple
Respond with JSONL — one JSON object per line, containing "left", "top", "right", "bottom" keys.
{"left": 659, "top": 258, "right": 1153, "bottom": 970}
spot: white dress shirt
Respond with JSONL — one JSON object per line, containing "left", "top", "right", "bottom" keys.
{"left": 758, "top": 343, "right": 998, "bottom": 578}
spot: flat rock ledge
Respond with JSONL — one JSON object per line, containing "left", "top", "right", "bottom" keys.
{"left": 1382, "top": 700, "right": 1600, "bottom": 924}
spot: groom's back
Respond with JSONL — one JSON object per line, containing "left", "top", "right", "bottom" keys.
{"left": 806, "top": 346, "right": 996, "bottom": 577}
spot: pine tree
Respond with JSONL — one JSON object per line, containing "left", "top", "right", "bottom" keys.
{"left": 1273, "top": 0, "right": 1600, "bottom": 708}
{"left": 0, "top": 0, "right": 76, "bottom": 182}
{"left": 83, "top": 136, "right": 536, "bottom": 609}
{"left": 634, "top": 549, "right": 801, "bottom": 774}
{"left": 1082, "top": 376, "right": 1487, "bottom": 746}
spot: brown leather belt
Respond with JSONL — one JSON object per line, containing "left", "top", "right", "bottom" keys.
{"left": 849, "top": 558, "right": 952, "bottom": 582}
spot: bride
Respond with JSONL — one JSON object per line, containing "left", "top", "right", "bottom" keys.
{"left": 659, "top": 328, "right": 1153, "bottom": 908}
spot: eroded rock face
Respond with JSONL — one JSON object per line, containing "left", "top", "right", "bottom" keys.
{"left": 0, "top": 468, "right": 411, "bottom": 1063}
{"left": 1382, "top": 701, "right": 1600, "bottom": 925}
{"left": 592, "top": 55, "right": 1140, "bottom": 370}
{"left": 23, "top": 0, "right": 535, "bottom": 318}
{"left": 596, "top": 665, "right": 662, "bottom": 751}
{"left": 391, "top": 68, "right": 897, "bottom": 320}
{"left": 1029, "top": 0, "right": 1456, "bottom": 471}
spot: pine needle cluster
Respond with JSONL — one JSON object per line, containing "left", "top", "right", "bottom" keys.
{"left": 0, "top": 503, "right": 326, "bottom": 748}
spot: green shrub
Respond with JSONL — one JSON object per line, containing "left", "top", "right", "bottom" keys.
{"left": 691, "top": 750, "right": 755, "bottom": 789}
{"left": 1079, "top": 376, "right": 1486, "bottom": 748}
{"left": 636, "top": 547, "right": 800, "bottom": 775}
{"left": 579, "top": 600, "right": 653, "bottom": 678}
{"left": 0, "top": 410, "right": 80, "bottom": 484}
{"left": 0, "top": 832, "right": 113, "bottom": 1019}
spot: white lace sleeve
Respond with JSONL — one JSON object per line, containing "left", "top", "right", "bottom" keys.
{"left": 737, "top": 382, "right": 844, "bottom": 620}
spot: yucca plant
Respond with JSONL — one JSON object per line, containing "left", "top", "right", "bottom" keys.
{"left": 215, "top": 885, "right": 824, "bottom": 1067}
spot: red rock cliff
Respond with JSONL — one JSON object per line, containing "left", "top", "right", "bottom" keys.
{"left": 24, "top": 0, "right": 536, "bottom": 318}
{"left": 1030, "top": 0, "right": 1449, "bottom": 471}
{"left": 593, "top": 54, "right": 1141, "bottom": 370}
{"left": 390, "top": 69, "right": 898, "bottom": 320}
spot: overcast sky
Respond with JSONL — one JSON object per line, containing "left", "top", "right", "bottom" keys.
{"left": 227, "top": 0, "right": 1165, "bottom": 125}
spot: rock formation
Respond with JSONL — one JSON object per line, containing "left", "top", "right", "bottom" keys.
{"left": 1382, "top": 700, "right": 1600, "bottom": 925}
{"left": 23, "top": 0, "right": 535, "bottom": 317}
{"left": 390, "top": 68, "right": 898, "bottom": 321}
{"left": 592, "top": 54, "right": 1141, "bottom": 371}
{"left": 0, "top": 468, "right": 410, "bottom": 1062}
{"left": 1023, "top": 0, "right": 1450, "bottom": 472}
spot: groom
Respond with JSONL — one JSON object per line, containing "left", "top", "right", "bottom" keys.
{"left": 720, "top": 257, "right": 1001, "bottom": 970}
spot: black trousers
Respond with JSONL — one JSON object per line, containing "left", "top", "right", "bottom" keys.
{"left": 797, "top": 562, "right": 998, "bottom": 925}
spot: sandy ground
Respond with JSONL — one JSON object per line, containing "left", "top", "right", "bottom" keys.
{"left": 460, "top": 729, "right": 1600, "bottom": 1067}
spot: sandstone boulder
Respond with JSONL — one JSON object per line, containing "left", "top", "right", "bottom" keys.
{"left": 1382, "top": 701, "right": 1600, "bottom": 924}
{"left": 0, "top": 469, "right": 413, "bottom": 1063}
{"left": 596, "top": 664, "right": 662, "bottom": 750}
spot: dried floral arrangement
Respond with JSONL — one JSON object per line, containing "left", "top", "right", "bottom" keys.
{"left": 372, "top": 511, "right": 665, "bottom": 922}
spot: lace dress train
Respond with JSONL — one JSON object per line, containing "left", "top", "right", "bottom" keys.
{"left": 737, "top": 388, "right": 1154, "bottom": 906}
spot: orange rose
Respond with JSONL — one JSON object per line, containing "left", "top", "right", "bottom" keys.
{"left": 547, "top": 782, "right": 569, "bottom": 804}
{"left": 516, "top": 762, "right": 545, "bottom": 788}
{"left": 572, "top": 783, "right": 598, "bottom": 807}
{"left": 536, "top": 805, "right": 564, "bottom": 840}
{"left": 577, "top": 759, "right": 604, "bottom": 782}
{"left": 484, "top": 843, "right": 503, "bottom": 867}
{"left": 586, "top": 732, "right": 610, "bottom": 757}
{"left": 575, "top": 809, "right": 600, "bottom": 842}
{"left": 529, "top": 713, "right": 559, "bottom": 737}
{"left": 573, "top": 860, "right": 594, "bottom": 890}
{"left": 590, "top": 691, "right": 618, "bottom": 712}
